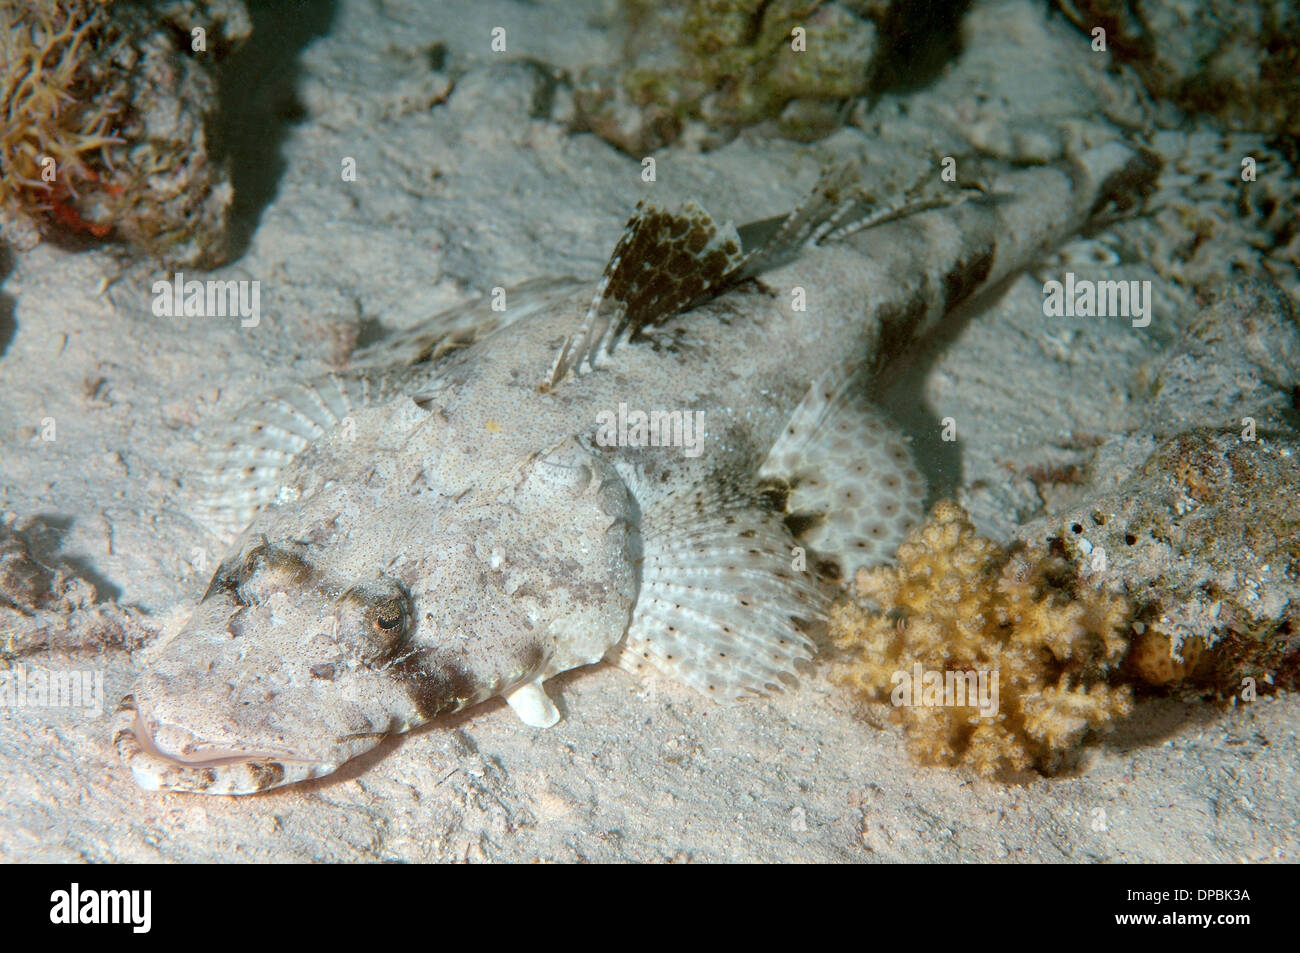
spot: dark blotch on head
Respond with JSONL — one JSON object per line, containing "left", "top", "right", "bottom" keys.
{"left": 397, "top": 652, "right": 482, "bottom": 721}
{"left": 201, "top": 558, "right": 242, "bottom": 603}
{"left": 516, "top": 643, "right": 546, "bottom": 676}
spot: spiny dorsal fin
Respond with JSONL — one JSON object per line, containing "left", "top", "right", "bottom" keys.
{"left": 545, "top": 200, "right": 744, "bottom": 388}
{"left": 733, "top": 160, "right": 863, "bottom": 278}
{"left": 543, "top": 161, "right": 983, "bottom": 390}
{"left": 354, "top": 276, "right": 585, "bottom": 370}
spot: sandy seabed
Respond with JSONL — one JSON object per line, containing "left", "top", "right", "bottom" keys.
{"left": 0, "top": 0, "right": 1296, "bottom": 862}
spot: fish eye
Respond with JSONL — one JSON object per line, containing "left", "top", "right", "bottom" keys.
{"left": 243, "top": 546, "right": 266, "bottom": 578}
{"left": 370, "top": 600, "right": 406, "bottom": 634}
{"left": 338, "top": 582, "right": 412, "bottom": 664}
{"left": 232, "top": 542, "right": 311, "bottom": 605}
{"left": 202, "top": 541, "right": 270, "bottom": 604}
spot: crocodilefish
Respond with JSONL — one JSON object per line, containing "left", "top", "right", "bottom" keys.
{"left": 115, "top": 142, "right": 1160, "bottom": 794}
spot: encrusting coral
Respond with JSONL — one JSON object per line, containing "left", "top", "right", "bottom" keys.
{"left": 0, "top": 0, "right": 124, "bottom": 247}
{"left": 0, "top": 0, "right": 250, "bottom": 264}
{"left": 572, "top": 0, "right": 880, "bottom": 154}
{"left": 830, "top": 500, "right": 1134, "bottom": 777}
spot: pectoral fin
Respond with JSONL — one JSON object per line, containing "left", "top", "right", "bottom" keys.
{"left": 759, "top": 372, "right": 926, "bottom": 582}
{"left": 504, "top": 678, "right": 560, "bottom": 728}
{"left": 606, "top": 476, "right": 824, "bottom": 701}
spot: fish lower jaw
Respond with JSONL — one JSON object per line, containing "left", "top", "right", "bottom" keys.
{"left": 112, "top": 696, "right": 336, "bottom": 795}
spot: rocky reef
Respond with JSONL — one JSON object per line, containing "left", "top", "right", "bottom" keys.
{"left": 0, "top": 0, "right": 250, "bottom": 265}
{"left": 1023, "top": 282, "right": 1300, "bottom": 700}
{"left": 1053, "top": 0, "right": 1300, "bottom": 150}
{"left": 0, "top": 519, "right": 151, "bottom": 662}
{"left": 571, "top": 0, "right": 887, "bottom": 154}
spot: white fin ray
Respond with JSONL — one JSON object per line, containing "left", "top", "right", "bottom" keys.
{"left": 607, "top": 475, "right": 824, "bottom": 701}
{"left": 353, "top": 276, "right": 585, "bottom": 370}
{"left": 192, "top": 372, "right": 389, "bottom": 542}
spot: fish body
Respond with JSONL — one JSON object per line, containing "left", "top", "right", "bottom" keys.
{"left": 115, "top": 143, "right": 1160, "bottom": 793}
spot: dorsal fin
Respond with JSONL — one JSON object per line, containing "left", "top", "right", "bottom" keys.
{"left": 543, "top": 161, "right": 982, "bottom": 390}
{"left": 544, "top": 200, "right": 744, "bottom": 388}
{"left": 732, "top": 160, "right": 863, "bottom": 277}
{"left": 353, "top": 276, "right": 585, "bottom": 370}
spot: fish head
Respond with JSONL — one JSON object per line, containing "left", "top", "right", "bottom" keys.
{"left": 117, "top": 418, "right": 639, "bottom": 795}
{"left": 115, "top": 531, "right": 440, "bottom": 795}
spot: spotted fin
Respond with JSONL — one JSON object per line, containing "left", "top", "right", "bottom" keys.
{"left": 545, "top": 201, "right": 745, "bottom": 387}
{"left": 759, "top": 374, "right": 926, "bottom": 583}
{"left": 545, "top": 164, "right": 981, "bottom": 389}
{"left": 605, "top": 477, "right": 824, "bottom": 701}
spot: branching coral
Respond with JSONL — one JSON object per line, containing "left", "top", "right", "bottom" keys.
{"left": 831, "top": 501, "right": 1134, "bottom": 777}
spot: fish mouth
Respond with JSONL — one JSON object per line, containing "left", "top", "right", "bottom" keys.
{"left": 113, "top": 695, "right": 337, "bottom": 796}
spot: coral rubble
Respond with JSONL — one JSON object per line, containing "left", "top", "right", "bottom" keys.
{"left": 1026, "top": 282, "right": 1300, "bottom": 698}
{"left": 1054, "top": 0, "right": 1300, "bottom": 149}
{"left": 0, "top": 519, "right": 151, "bottom": 661}
{"left": 571, "top": 0, "right": 881, "bottom": 154}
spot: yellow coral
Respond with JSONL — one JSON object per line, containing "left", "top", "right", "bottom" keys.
{"left": 831, "top": 501, "right": 1134, "bottom": 777}
{"left": 1127, "top": 625, "right": 1204, "bottom": 686}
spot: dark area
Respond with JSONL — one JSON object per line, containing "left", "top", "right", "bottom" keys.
{"left": 212, "top": 0, "right": 339, "bottom": 262}
{"left": 1047, "top": 0, "right": 1155, "bottom": 65}
{"left": 425, "top": 40, "right": 448, "bottom": 72}
{"left": 13, "top": 514, "right": 123, "bottom": 604}
{"left": 868, "top": 0, "right": 976, "bottom": 97}
{"left": 0, "top": 245, "right": 14, "bottom": 358}
{"left": 871, "top": 267, "right": 1031, "bottom": 505}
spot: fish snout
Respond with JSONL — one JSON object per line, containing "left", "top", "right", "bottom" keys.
{"left": 112, "top": 692, "right": 339, "bottom": 795}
